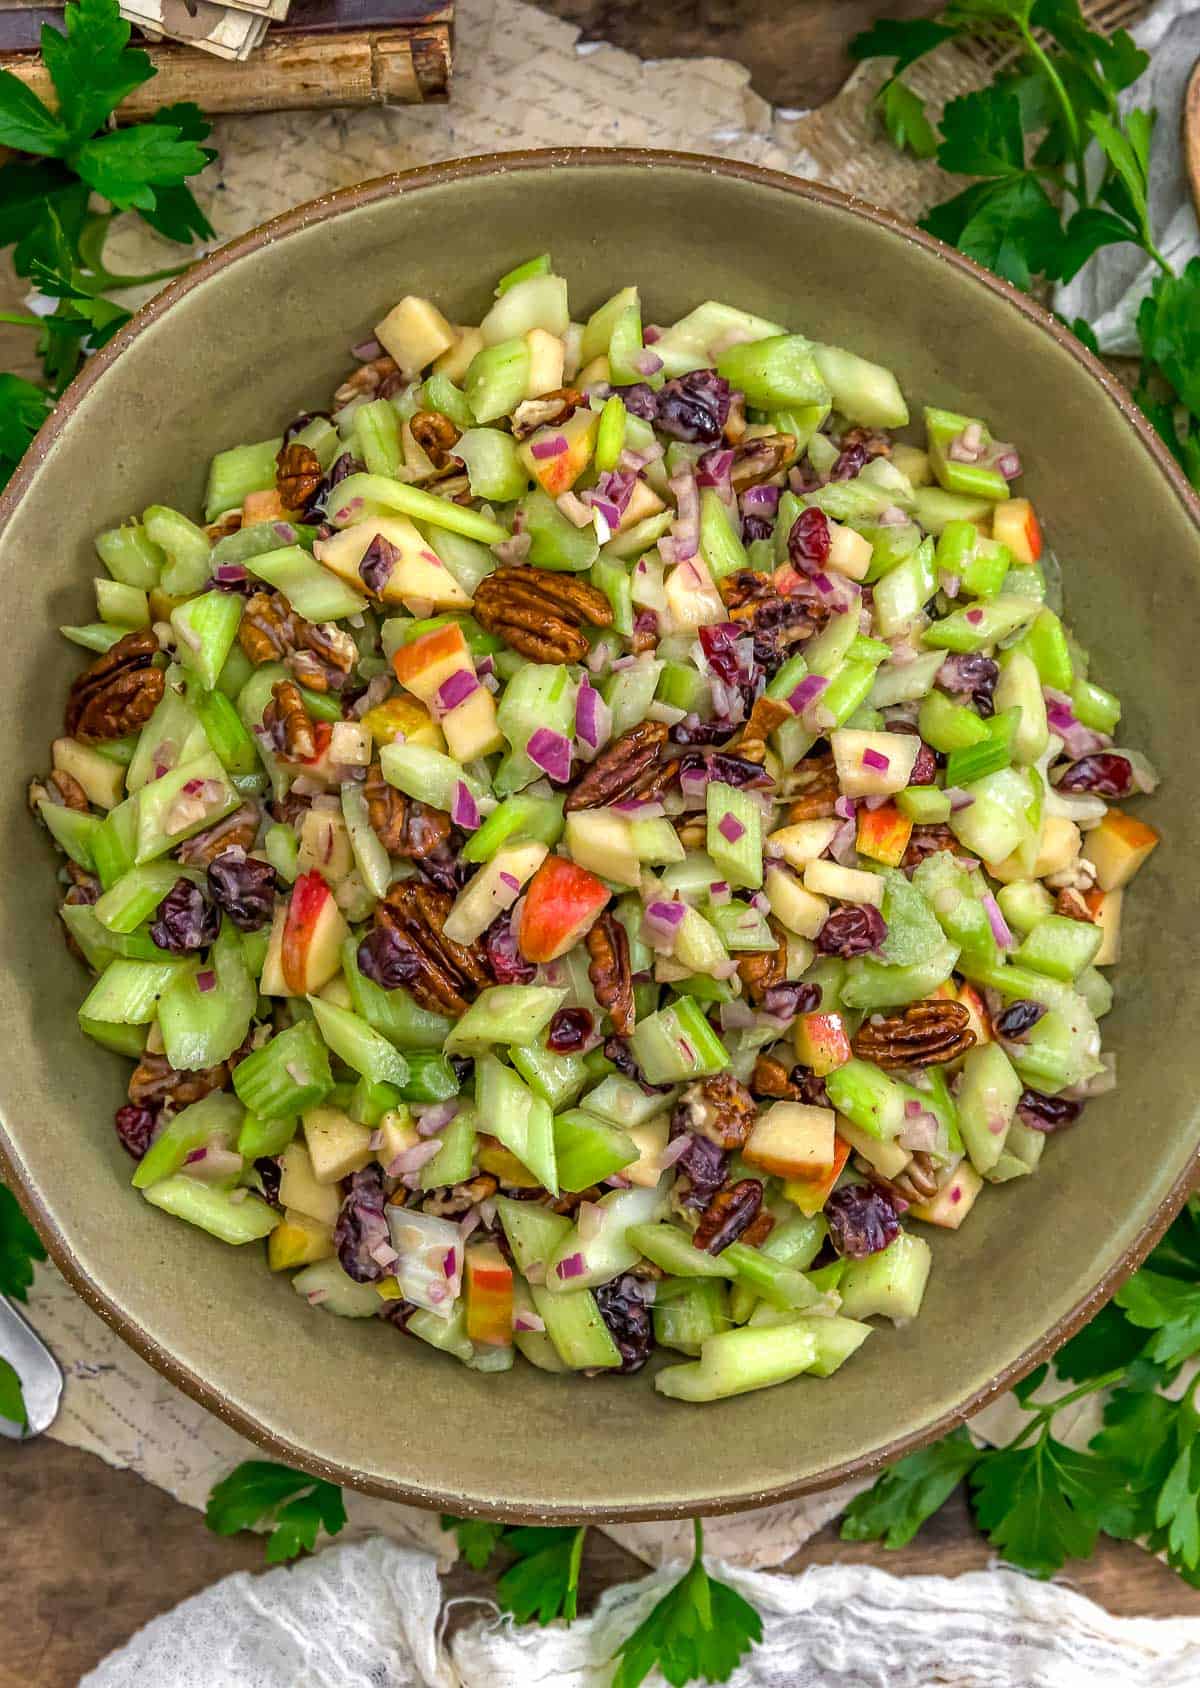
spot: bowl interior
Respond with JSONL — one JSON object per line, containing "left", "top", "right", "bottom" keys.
{"left": 1, "top": 154, "right": 1197, "bottom": 1520}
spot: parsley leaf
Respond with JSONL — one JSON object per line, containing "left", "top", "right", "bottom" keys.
{"left": 1056, "top": 207, "right": 1141, "bottom": 284}
{"left": 0, "top": 1182, "right": 47, "bottom": 1301}
{"left": 496, "top": 1525, "right": 586, "bottom": 1625}
{"left": 971, "top": 1430, "right": 1129, "bottom": 1576}
{"left": 841, "top": 1425, "right": 979, "bottom": 1548}
{"left": 205, "top": 1459, "right": 347, "bottom": 1564}
{"left": 611, "top": 1520, "right": 762, "bottom": 1688}
{"left": 73, "top": 124, "right": 212, "bottom": 215}
{"left": 1137, "top": 260, "right": 1200, "bottom": 421}
{"left": 1115, "top": 1268, "right": 1200, "bottom": 1372}
{"left": 0, "top": 74, "right": 68, "bottom": 157}
{"left": 0, "top": 1356, "right": 27, "bottom": 1429}
{"left": 937, "top": 85, "right": 1026, "bottom": 177}
{"left": 40, "top": 0, "right": 152, "bottom": 147}
{"left": 953, "top": 174, "right": 1063, "bottom": 291}
{"left": 1054, "top": 1299, "right": 1148, "bottom": 1382}
{"left": 877, "top": 80, "right": 938, "bottom": 160}
{"left": 849, "top": 17, "right": 959, "bottom": 73}
{"left": 137, "top": 105, "right": 215, "bottom": 244}
{"left": 441, "top": 1513, "right": 507, "bottom": 1570}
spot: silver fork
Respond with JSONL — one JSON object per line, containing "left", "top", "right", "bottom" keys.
{"left": 0, "top": 1295, "right": 63, "bottom": 1438}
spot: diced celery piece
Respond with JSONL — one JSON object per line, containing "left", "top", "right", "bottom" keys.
{"left": 872, "top": 538, "right": 936, "bottom": 637}
{"left": 142, "top": 1176, "right": 278, "bottom": 1245}
{"left": 896, "top": 786, "right": 952, "bottom": 823}
{"left": 203, "top": 438, "right": 281, "bottom": 521}
{"left": 925, "top": 406, "right": 1009, "bottom": 502}
{"left": 653, "top": 1280, "right": 732, "bottom": 1356}
{"left": 824, "top": 1058, "right": 907, "bottom": 1139}
{"left": 1013, "top": 914, "right": 1103, "bottom": 982}
{"left": 263, "top": 823, "right": 299, "bottom": 883}
{"left": 158, "top": 926, "right": 257, "bottom": 1071}
{"left": 455, "top": 428, "right": 529, "bottom": 503}
{"left": 521, "top": 486, "right": 599, "bottom": 572}
{"left": 96, "top": 577, "right": 150, "bottom": 628}
{"left": 419, "top": 373, "right": 475, "bottom": 432}
{"left": 627, "top": 1221, "right": 733, "bottom": 1280}
{"left": 708, "top": 901, "right": 775, "bottom": 951}
{"left": 342, "top": 937, "right": 452, "bottom": 1048}
{"left": 956, "top": 1042, "right": 1021, "bottom": 1175}
{"left": 446, "top": 987, "right": 566, "bottom": 1056}
{"left": 996, "top": 879, "right": 1055, "bottom": 936}
{"left": 325, "top": 473, "right": 507, "bottom": 545}
{"left": 237, "top": 1112, "right": 298, "bottom": 1160}
{"left": 144, "top": 505, "right": 211, "bottom": 596}
{"left": 1008, "top": 1003, "right": 1103, "bottom": 1095}
{"left": 127, "top": 676, "right": 210, "bottom": 794}
{"left": 947, "top": 765, "right": 1037, "bottom": 865}
{"left": 603, "top": 658, "right": 663, "bottom": 739}
{"left": 418, "top": 1109, "right": 478, "bottom": 1189}
{"left": 292, "top": 416, "right": 341, "bottom": 471}
{"left": 396, "top": 1050, "right": 458, "bottom": 1103}
{"left": 92, "top": 796, "right": 139, "bottom": 888}
{"left": 79, "top": 958, "right": 183, "bottom": 1025}
{"left": 911, "top": 486, "right": 996, "bottom": 534}
{"left": 529, "top": 1282, "right": 622, "bottom": 1369}
{"left": 379, "top": 742, "right": 488, "bottom": 815}
{"left": 476, "top": 1054, "right": 557, "bottom": 1193}
{"left": 552, "top": 1109, "right": 639, "bottom": 1189}
{"left": 578, "top": 1073, "right": 676, "bottom": 1130}
{"left": 812, "top": 343, "right": 908, "bottom": 428}
{"left": 877, "top": 868, "right": 947, "bottom": 967}
{"left": 95, "top": 522, "right": 164, "bottom": 589}
{"left": 37, "top": 801, "right": 102, "bottom": 870}
{"left": 609, "top": 300, "right": 652, "bottom": 387}
{"left": 212, "top": 520, "right": 314, "bottom": 568}
{"left": 133, "top": 1091, "right": 243, "bottom": 1189}
{"left": 822, "top": 659, "right": 878, "bottom": 728}
{"left": 1016, "top": 607, "right": 1075, "bottom": 691}
{"left": 309, "top": 996, "right": 410, "bottom": 1088}
{"left": 716, "top": 335, "right": 829, "bottom": 410}
{"left": 60, "top": 904, "right": 165, "bottom": 969}
{"left": 233, "top": 1020, "right": 334, "bottom": 1117}
{"left": 944, "top": 707, "right": 1019, "bottom": 787}
{"left": 918, "top": 690, "right": 988, "bottom": 754}
{"left": 706, "top": 782, "right": 763, "bottom": 889}
{"left": 494, "top": 1193, "right": 572, "bottom": 1275}
{"left": 838, "top": 938, "right": 959, "bottom": 1011}
{"left": 464, "top": 337, "right": 530, "bottom": 423}
{"left": 192, "top": 687, "right": 259, "bottom": 777}
{"left": 460, "top": 792, "right": 564, "bottom": 864}
{"left": 922, "top": 595, "right": 1038, "bottom": 654}
{"left": 511, "top": 1040, "right": 588, "bottom": 1111}
{"left": 590, "top": 556, "right": 634, "bottom": 636}
{"left": 699, "top": 489, "right": 748, "bottom": 581}
{"left": 546, "top": 1181, "right": 666, "bottom": 1291}
{"left": 134, "top": 752, "right": 240, "bottom": 864}
{"left": 482, "top": 271, "right": 568, "bottom": 341}
{"left": 629, "top": 996, "right": 730, "bottom": 1084}
{"left": 1071, "top": 677, "right": 1120, "bottom": 734}
{"left": 171, "top": 591, "right": 244, "bottom": 691}
{"left": 79, "top": 1017, "right": 147, "bottom": 1057}
{"left": 355, "top": 398, "right": 402, "bottom": 477}
{"left": 654, "top": 1323, "right": 819, "bottom": 1400}
{"left": 595, "top": 394, "right": 627, "bottom": 471}
{"left": 838, "top": 1232, "right": 932, "bottom": 1322}
{"left": 247, "top": 545, "right": 367, "bottom": 621}
{"left": 722, "top": 1242, "right": 827, "bottom": 1311}
{"left": 61, "top": 623, "right": 126, "bottom": 653}
{"left": 93, "top": 861, "right": 192, "bottom": 934}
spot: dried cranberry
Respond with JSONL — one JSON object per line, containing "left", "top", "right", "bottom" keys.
{"left": 787, "top": 507, "right": 832, "bottom": 572}
{"left": 594, "top": 1275, "right": 653, "bottom": 1373}
{"left": 448, "top": 1055, "right": 475, "bottom": 1087}
{"left": 1054, "top": 754, "right": 1133, "bottom": 798}
{"left": 547, "top": 1008, "right": 594, "bottom": 1053}
{"left": 761, "top": 981, "right": 821, "bottom": 1019}
{"left": 310, "top": 451, "right": 365, "bottom": 516}
{"left": 334, "top": 1166, "right": 391, "bottom": 1282}
{"left": 995, "top": 1000, "right": 1047, "bottom": 1041}
{"left": 618, "top": 383, "right": 659, "bottom": 422}
{"left": 816, "top": 904, "right": 888, "bottom": 958}
{"left": 909, "top": 741, "right": 938, "bottom": 787}
{"left": 1017, "top": 1090, "right": 1084, "bottom": 1133}
{"left": 676, "top": 748, "right": 774, "bottom": 792}
{"left": 742, "top": 514, "right": 774, "bottom": 543}
{"left": 669, "top": 716, "right": 735, "bottom": 746}
{"left": 790, "top": 1066, "right": 830, "bottom": 1107}
{"left": 359, "top": 534, "right": 399, "bottom": 596}
{"left": 603, "top": 1036, "right": 671, "bottom": 1094}
{"left": 668, "top": 1115, "right": 729, "bottom": 1210}
{"left": 697, "top": 622, "right": 744, "bottom": 687}
{"left": 484, "top": 918, "right": 536, "bottom": 985}
{"left": 114, "top": 1102, "right": 158, "bottom": 1160}
{"left": 937, "top": 653, "right": 999, "bottom": 718}
{"left": 149, "top": 879, "right": 220, "bottom": 955}
{"left": 207, "top": 852, "right": 277, "bottom": 933}
{"left": 654, "top": 369, "right": 732, "bottom": 444}
{"left": 378, "top": 1298, "right": 417, "bottom": 1331}
{"left": 255, "top": 1156, "right": 283, "bottom": 1208}
{"left": 415, "top": 842, "right": 469, "bottom": 894}
{"left": 358, "top": 926, "right": 422, "bottom": 990}
{"left": 830, "top": 442, "right": 868, "bottom": 482}
{"left": 826, "top": 1184, "right": 901, "bottom": 1258}
{"left": 694, "top": 1177, "right": 763, "bottom": 1253}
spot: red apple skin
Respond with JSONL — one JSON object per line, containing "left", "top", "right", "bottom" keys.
{"left": 783, "top": 1135, "right": 852, "bottom": 1217}
{"left": 518, "top": 856, "right": 611, "bottom": 964}
{"left": 282, "top": 870, "right": 333, "bottom": 995}
{"left": 793, "top": 1011, "right": 853, "bottom": 1077}
{"left": 465, "top": 1243, "right": 514, "bottom": 1346}
{"left": 391, "top": 622, "right": 469, "bottom": 690}
{"left": 855, "top": 802, "right": 913, "bottom": 868}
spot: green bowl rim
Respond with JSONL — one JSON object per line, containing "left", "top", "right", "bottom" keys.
{"left": 1, "top": 147, "right": 1197, "bottom": 1523}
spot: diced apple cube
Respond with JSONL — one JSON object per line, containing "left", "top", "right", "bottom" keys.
{"left": 52, "top": 738, "right": 125, "bottom": 810}
{"left": 329, "top": 721, "right": 372, "bottom": 767}
{"left": 767, "top": 818, "right": 840, "bottom": 868}
{"left": 519, "top": 407, "right": 598, "bottom": 496}
{"left": 259, "top": 904, "right": 288, "bottom": 996}
{"left": 836, "top": 1117, "right": 911, "bottom": 1178}
{"left": 988, "top": 815, "right": 1081, "bottom": 883}
{"left": 826, "top": 520, "right": 873, "bottom": 581}
{"left": 524, "top": 328, "right": 566, "bottom": 398}
{"left": 765, "top": 866, "right": 828, "bottom": 940}
{"left": 378, "top": 1108, "right": 419, "bottom": 1172}
{"left": 830, "top": 729, "right": 921, "bottom": 798}
{"left": 992, "top": 497, "right": 1042, "bottom": 565}
{"left": 444, "top": 841, "right": 549, "bottom": 945}
{"left": 744, "top": 1102, "right": 836, "bottom": 1179}
{"left": 803, "top": 859, "right": 885, "bottom": 906}
{"left": 793, "top": 1011, "right": 852, "bottom": 1076}
{"left": 278, "top": 1143, "right": 341, "bottom": 1226}
{"left": 242, "top": 489, "right": 288, "bottom": 524}
{"left": 618, "top": 478, "right": 666, "bottom": 533}
{"left": 663, "top": 555, "right": 726, "bottom": 629}
{"left": 391, "top": 622, "right": 473, "bottom": 704}
{"left": 891, "top": 444, "right": 932, "bottom": 487}
{"left": 623, "top": 1114, "right": 670, "bottom": 1188}
{"left": 934, "top": 979, "right": 992, "bottom": 1045}
{"left": 297, "top": 809, "right": 355, "bottom": 883}
{"left": 303, "top": 1106, "right": 374, "bottom": 1184}
{"left": 518, "top": 854, "right": 612, "bottom": 962}
{"left": 434, "top": 325, "right": 484, "bottom": 384}
{"left": 318, "top": 975, "right": 355, "bottom": 1011}
{"left": 281, "top": 871, "right": 350, "bottom": 995}
{"left": 465, "top": 1241, "right": 514, "bottom": 1346}
{"left": 1084, "top": 807, "right": 1160, "bottom": 892}
{"left": 441, "top": 685, "right": 505, "bottom": 761}
{"left": 375, "top": 296, "right": 455, "bottom": 377}
{"left": 563, "top": 809, "right": 641, "bottom": 889}
{"left": 782, "top": 1134, "right": 851, "bottom": 1217}
{"left": 361, "top": 694, "right": 445, "bottom": 752}
{"left": 910, "top": 1161, "right": 984, "bottom": 1229}
{"left": 855, "top": 802, "right": 913, "bottom": 867}
{"left": 268, "top": 1208, "right": 335, "bottom": 1270}
{"left": 1086, "top": 888, "right": 1122, "bottom": 965}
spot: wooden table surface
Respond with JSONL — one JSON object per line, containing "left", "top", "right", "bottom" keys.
{"left": 6, "top": 3, "right": 1197, "bottom": 1682}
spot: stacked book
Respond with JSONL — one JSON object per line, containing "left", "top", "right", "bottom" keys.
{"left": 0, "top": 0, "right": 452, "bottom": 106}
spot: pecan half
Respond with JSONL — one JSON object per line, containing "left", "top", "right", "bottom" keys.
{"left": 510, "top": 388, "right": 584, "bottom": 440}
{"left": 364, "top": 761, "right": 451, "bottom": 859}
{"left": 730, "top": 695, "right": 790, "bottom": 765}
{"left": 751, "top": 1053, "right": 799, "bottom": 1099}
{"left": 730, "top": 432, "right": 795, "bottom": 492}
{"left": 473, "top": 566, "right": 613, "bottom": 664}
{"left": 65, "top": 631, "right": 164, "bottom": 744}
{"left": 409, "top": 410, "right": 461, "bottom": 470}
{"left": 333, "top": 353, "right": 401, "bottom": 409}
{"left": 276, "top": 441, "right": 324, "bottom": 512}
{"left": 206, "top": 509, "right": 242, "bottom": 543}
{"left": 128, "top": 1050, "right": 232, "bottom": 1110}
{"left": 585, "top": 912, "right": 634, "bottom": 1036}
{"left": 176, "top": 803, "right": 261, "bottom": 866}
{"left": 673, "top": 814, "right": 707, "bottom": 851}
{"left": 239, "top": 591, "right": 297, "bottom": 665}
{"left": 565, "top": 720, "right": 677, "bottom": 812}
{"left": 867, "top": 1151, "right": 940, "bottom": 1206}
{"left": 550, "top": 1184, "right": 604, "bottom": 1216}
{"left": 901, "top": 825, "right": 974, "bottom": 870}
{"left": 420, "top": 1173, "right": 498, "bottom": 1218}
{"left": 287, "top": 621, "right": 357, "bottom": 693}
{"left": 840, "top": 424, "right": 893, "bottom": 460}
{"left": 264, "top": 680, "right": 316, "bottom": 762}
{"left": 719, "top": 570, "right": 777, "bottom": 614}
{"left": 374, "top": 880, "right": 491, "bottom": 1016}
{"left": 1055, "top": 887, "right": 1096, "bottom": 923}
{"left": 785, "top": 752, "right": 839, "bottom": 822}
{"left": 741, "top": 1209, "right": 777, "bottom": 1248}
{"left": 48, "top": 768, "right": 90, "bottom": 812}
{"left": 853, "top": 1000, "right": 975, "bottom": 1070}
{"left": 693, "top": 1178, "right": 763, "bottom": 1255}
{"left": 676, "top": 1072, "right": 757, "bottom": 1149}
{"left": 737, "top": 917, "right": 788, "bottom": 1005}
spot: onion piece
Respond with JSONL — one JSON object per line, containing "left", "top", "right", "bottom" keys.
{"left": 526, "top": 727, "right": 572, "bottom": 784}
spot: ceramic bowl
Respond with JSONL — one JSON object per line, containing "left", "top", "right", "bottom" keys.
{"left": 2, "top": 150, "right": 1197, "bottom": 1521}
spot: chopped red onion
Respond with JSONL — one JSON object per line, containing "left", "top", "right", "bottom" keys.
{"left": 669, "top": 465, "right": 700, "bottom": 562}
{"left": 196, "top": 969, "right": 216, "bottom": 993}
{"left": 416, "top": 1100, "right": 460, "bottom": 1136}
{"left": 718, "top": 813, "right": 746, "bottom": 844}
{"left": 789, "top": 673, "right": 829, "bottom": 715}
{"left": 556, "top": 1251, "right": 587, "bottom": 1281}
{"left": 612, "top": 796, "right": 665, "bottom": 818}
{"left": 370, "top": 1239, "right": 399, "bottom": 1268}
{"left": 899, "top": 1111, "right": 939, "bottom": 1152}
{"left": 214, "top": 564, "right": 249, "bottom": 584}
{"left": 451, "top": 781, "right": 481, "bottom": 831}
{"left": 634, "top": 350, "right": 664, "bottom": 377}
{"left": 576, "top": 1202, "right": 605, "bottom": 1243}
{"left": 368, "top": 1130, "right": 384, "bottom": 1152}
{"left": 829, "top": 817, "right": 859, "bottom": 867}
{"left": 834, "top": 795, "right": 858, "bottom": 821}
{"left": 980, "top": 891, "right": 1015, "bottom": 950}
{"left": 527, "top": 727, "right": 572, "bottom": 783}
{"left": 437, "top": 669, "right": 479, "bottom": 712}
{"left": 708, "top": 880, "right": 730, "bottom": 905}
{"left": 659, "top": 1134, "right": 691, "bottom": 1170}
{"left": 457, "top": 1208, "right": 482, "bottom": 1243}
{"left": 555, "top": 490, "right": 593, "bottom": 528}
{"left": 942, "top": 573, "right": 961, "bottom": 599}
{"left": 513, "top": 1311, "right": 546, "bottom": 1333}
{"left": 741, "top": 484, "right": 780, "bottom": 514}
{"left": 862, "top": 748, "right": 890, "bottom": 772}
{"left": 531, "top": 433, "right": 568, "bottom": 460}
{"left": 876, "top": 504, "right": 909, "bottom": 527}
{"left": 994, "top": 449, "right": 1022, "bottom": 480}
{"left": 388, "top": 1140, "right": 443, "bottom": 1174}
{"left": 946, "top": 786, "right": 975, "bottom": 812}
{"left": 524, "top": 1260, "right": 546, "bottom": 1285}
{"left": 352, "top": 335, "right": 382, "bottom": 361}
{"left": 965, "top": 608, "right": 984, "bottom": 627}
{"left": 493, "top": 530, "right": 532, "bottom": 566}
{"left": 442, "top": 1248, "right": 458, "bottom": 1279}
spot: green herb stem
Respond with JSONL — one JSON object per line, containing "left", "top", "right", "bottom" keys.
{"left": 1018, "top": 23, "right": 1088, "bottom": 209}
{"left": 0, "top": 313, "right": 44, "bottom": 329}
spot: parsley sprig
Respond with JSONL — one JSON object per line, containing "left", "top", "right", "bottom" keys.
{"left": 205, "top": 1459, "right": 348, "bottom": 1564}
{"left": 0, "top": 0, "right": 216, "bottom": 482}
{"left": 842, "top": 1200, "right": 1200, "bottom": 1583}
{"left": 0, "top": 1180, "right": 47, "bottom": 1432}
{"left": 853, "top": 0, "right": 1200, "bottom": 488}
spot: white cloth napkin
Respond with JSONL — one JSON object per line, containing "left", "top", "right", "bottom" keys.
{"left": 82, "top": 1535, "right": 1200, "bottom": 1687}
{"left": 1053, "top": 0, "right": 1200, "bottom": 350}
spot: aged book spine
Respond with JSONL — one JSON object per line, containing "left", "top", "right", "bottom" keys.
{"left": 0, "top": 22, "right": 451, "bottom": 112}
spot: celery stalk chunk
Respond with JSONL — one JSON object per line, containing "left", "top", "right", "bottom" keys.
{"left": 341, "top": 938, "right": 452, "bottom": 1049}
{"left": 545, "top": 1180, "right": 667, "bottom": 1291}
{"left": 248, "top": 545, "right": 367, "bottom": 621}
{"left": 716, "top": 335, "right": 829, "bottom": 410}
{"left": 171, "top": 591, "right": 244, "bottom": 690}
{"left": 626, "top": 1221, "right": 734, "bottom": 1280}
{"left": 444, "top": 986, "right": 566, "bottom": 1055}
{"left": 308, "top": 996, "right": 410, "bottom": 1088}
{"left": 233, "top": 1020, "right": 334, "bottom": 1117}
{"left": 142, "top": 1177, "right": 278, "bottom": 1245}
{"left": 839, "top": 1233, "right": 933, "bottom": 1323}
{"left": 529, "top": 1282, "right": 622, "bottom": 1369}
{"left": 203, "top": 439, "right": 280, "bottom": 522}
{"left": 144, "top": 506, "right": 211, "bottom": 596}
{"left": 655, "top": 1324, "right": 820, "bottom": 1401}
{"left": 629, "top": 997, "right": 730, "bottom": 1084}
{"left": 134, "top": 753, "right": 240, "bottom": 864}
{"left": 158, "top": 926, "right": 256, "bottom": 1072}
{"left": 706, "top": 782, "right": 763, "bottom": 890}
{"left": 653, "top": 1280, "right": 732, "bottom": 1356}
{"left": 475, "top": 1055, "right": 558, "bottom": 1194}
{"left": 325, "top": 473, "right": 508, "bottom": 545}
{"left": 494, "top": 1194, "right": 572, "bottom": 1276}
{"left": 133, "top": 1092, "right": 244, "bottom": 1189}
{"left": 79, "top": 958, "right": 183, "bottom": 1025}
{"left": 418, "top": 1110, "right": 478, "bottom": 1190}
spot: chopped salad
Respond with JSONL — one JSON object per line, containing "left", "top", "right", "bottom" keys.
{"left": 33, "top": 259, "right": 1161, "bottom": 1400}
